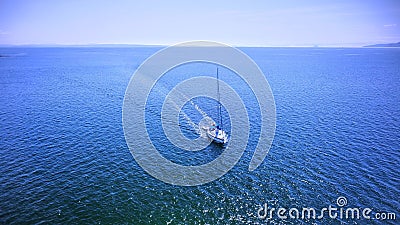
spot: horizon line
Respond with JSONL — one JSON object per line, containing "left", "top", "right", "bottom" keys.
{"left": 1, "top": 41, "right": 399, "bottom": 48}
{"left": 0, "top": 43, "right": 377, "bottom": 48}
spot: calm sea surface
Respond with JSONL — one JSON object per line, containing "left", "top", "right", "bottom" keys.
{"left": 0, "top": 47, "right": 399, "bottom": 224}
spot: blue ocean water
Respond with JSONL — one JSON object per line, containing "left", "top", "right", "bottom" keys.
{"left": 0, "top": 47, "right": 399, "bottom": 224}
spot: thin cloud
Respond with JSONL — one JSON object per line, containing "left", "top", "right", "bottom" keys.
{"left": 0, "top": 30, "right": 10, "bottom": 35}
{"left": 384, "top": 24, "right": 397, "bottom": 27}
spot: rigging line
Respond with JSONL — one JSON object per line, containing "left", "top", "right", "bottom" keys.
{"left": 217, "top": 67, "right": 223, "bottom": 129}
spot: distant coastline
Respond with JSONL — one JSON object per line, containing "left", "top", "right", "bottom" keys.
{"left": 364, "top": 42, "right": 400, "bottom": 47}
{"left": 0, "top": 44, "right": 166, "bottom": 48}
{"left": 1, "top": 42, "right": 400, "bottom": 48}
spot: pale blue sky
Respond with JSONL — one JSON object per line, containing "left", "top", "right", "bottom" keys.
{"left": 0, "top": 0, "right": 399, "bottom": 46}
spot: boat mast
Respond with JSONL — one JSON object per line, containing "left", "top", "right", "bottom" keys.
{"left": 217, "top": 67, "right": 223, "bottom": 129}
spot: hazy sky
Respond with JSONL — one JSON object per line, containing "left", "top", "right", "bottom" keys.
{"left": 0, "top": 0, "right": 399, "bottom": 46}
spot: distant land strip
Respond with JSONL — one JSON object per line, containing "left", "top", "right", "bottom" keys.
{"left": 364, "top": 42, "right": 400, "bottom": 47}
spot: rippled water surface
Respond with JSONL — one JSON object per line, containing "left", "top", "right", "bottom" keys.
{"left": 0, "top": 47, "right": 399, "bottom": 224}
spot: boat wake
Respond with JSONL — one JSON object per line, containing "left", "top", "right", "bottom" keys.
{"left": 151, "top": 81, "right": 216, "bottom": 139}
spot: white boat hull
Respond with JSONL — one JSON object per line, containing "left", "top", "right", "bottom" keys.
{"left": 207, "top": 127, "right": 228, "bottom": 144}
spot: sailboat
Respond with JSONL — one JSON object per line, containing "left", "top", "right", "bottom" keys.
{"left": 207, "top": 68, "right": 229, "bottom": 145}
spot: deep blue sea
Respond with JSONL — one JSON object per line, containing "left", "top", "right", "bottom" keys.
{"left": 0, "top": 47, "right": 399, "bottom": 224}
